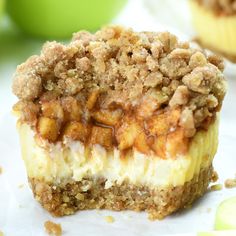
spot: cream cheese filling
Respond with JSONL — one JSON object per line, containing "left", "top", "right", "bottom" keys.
{"left": 18, "top": 117, "right": 219, "bottom": 188}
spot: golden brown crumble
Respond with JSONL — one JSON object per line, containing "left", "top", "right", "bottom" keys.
{"left": 12, "top": 26, "right": 226, "bottom": 156}
{"left": 0, "top": 167, "right": 2, "bottom": 175}
{"left": 224, "top": 178, "right": 236, "bottom": 188}
{"left": 30, "top": 165, "right": 213, "bottom": 220}
{"left": 0, "top": 231, "right": 4, "bottom": 236}
{"left": 44, "top": 221, "right": 62, "bottom": 236}
{"left": 195, "top": 0, "right": 236, "bottom": 15}
{"left": 211, "top": 170, "right": 219, "bottom": 182}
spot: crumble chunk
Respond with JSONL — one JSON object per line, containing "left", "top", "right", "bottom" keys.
{"left": 44, "top": 221, "right": 62, "bottom": 236}
{"left": 225, "top": 178, "right": 236, "bottom": 188}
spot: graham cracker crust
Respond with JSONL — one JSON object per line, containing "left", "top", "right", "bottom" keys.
{"left": 29, "top": 165, "right": 213, "bottom": 220}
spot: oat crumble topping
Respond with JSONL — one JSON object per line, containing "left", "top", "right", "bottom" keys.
{"left": 12, "top": 26, "right": 226, "bottom": 156}
{"left": 195, "top": 0, "right": 236, "bottom": 15}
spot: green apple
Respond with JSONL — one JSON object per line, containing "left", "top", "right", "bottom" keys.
{"left": 215, "top": 197, "right": 236, "bottom": 230}
{"left": 6, "top": 0, "right": 127, "bottom": 39}
{"left": 198, "top": 230, "right": 236, "bottom": 236}
{"left": 0, "top": 0, "right": 4, "bottom": 19}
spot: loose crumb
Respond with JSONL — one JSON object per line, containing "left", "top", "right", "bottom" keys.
{"left": 18, "top": 184, "right": 24, "bottom": 189}
{"left": 0, "top": 166, "right": 2, "bottom": 175}
{"left": 210, "top": 184, "right": 222, "bottom": 191}
{"left": 224, "top": 179, "right": 236, "bottom": 189}
{"left": 0, "top": 230, "right": 4, "bottom": 236}
{"left": 44, "top": 221, "right": 62, "bottom": 236}
{"left": 104, "top": 216, "right": 115, "bottom": 223}
{"left": 207, "top": 208, "right": 211, "bottom": 213}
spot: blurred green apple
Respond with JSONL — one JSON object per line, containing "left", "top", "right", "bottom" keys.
{"left": 215, "top": 197, "right": 236, "bottom": 230}
{"left": 198, "top": 230, "right": 236, "bottom": 236}
{"left": 6, "top": 0, "right": 127, "bottom": 39}
{"left": 0, "top": 0, "right": 4, "bottom": 20}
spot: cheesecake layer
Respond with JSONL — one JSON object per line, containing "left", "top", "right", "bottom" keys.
{"left": 190, "top": 0, "right": 236, "bottom": 59}
{"left": 19, "top": 117, "right": 218, "bottom": 188}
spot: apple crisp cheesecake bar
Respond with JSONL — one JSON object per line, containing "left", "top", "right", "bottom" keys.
{"left": 190, "top": 0, "right": 236, "bottom": 62}
{"left": 12, "top": 26, "right": 226, "bottom": 220}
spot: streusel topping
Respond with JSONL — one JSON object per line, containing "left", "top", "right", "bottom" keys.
{"left": 195, "top": 0, "right": 236, "bottom": 15}
{"left": 12, "top": 26, "right": 226, "bottom": 156}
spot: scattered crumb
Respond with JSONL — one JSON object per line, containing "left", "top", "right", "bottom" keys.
{"left": 104, "top": 216, "right": 115, "bottom": 223}
{"left": 44, "top": 221, "right": 62, "bottom": 236}
{"left": 18, "top": 184, "right": 24, "bottom": 189}
{"left": 197, "top": 207, "right": 203, "bottom": 213}
{"left": 211, "top": 170, "right": 219, "bottom": 183}
{"left": 0, "top": 166, "right": 3, "bottom": 175}
{"left": 0, "top": 230, "right": 4, "bottom": 236}
{"left": 207, "top": 208, "right": 211, "bottom": 213}
{"left": 224, "top": 178, "right": 236, "bottom": 189}
{"left": 210, "top": 184, "right": 223, "bottom": 191}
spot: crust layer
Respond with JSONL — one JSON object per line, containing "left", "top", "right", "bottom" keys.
{"left": 29, "top": 165, "right": 213, "bottom": 220}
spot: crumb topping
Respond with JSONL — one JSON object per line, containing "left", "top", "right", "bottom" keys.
{"left": 12, "top": 26, "right": 226, "bottom": 156}
{"left": 195, "top": 0, "right": 236, "bottom": 15}
{"left": 44, "top": 221, "right": 62, "bottom": 236}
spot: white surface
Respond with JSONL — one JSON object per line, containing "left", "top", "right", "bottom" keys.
{"left": 0, "top": 0, "right": 236, "bottom": 235}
